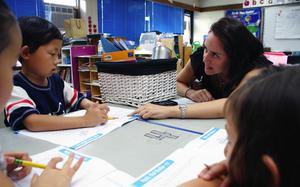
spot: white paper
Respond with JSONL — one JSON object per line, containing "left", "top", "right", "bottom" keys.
{"left": 14, "top": 146, "right": 134, "bottom": 187}
{"left": 275, "top": 5, "right": 300, "bottom": 39}
{"left": 132, "top": 128, "right": 227, "bottom": 187}
{"left": 17, "top": 106, "right": 136, "bottom": 150}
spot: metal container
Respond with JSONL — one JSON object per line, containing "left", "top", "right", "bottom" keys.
{"left": 152, "top": 46, "right": 172, "bottom": 59}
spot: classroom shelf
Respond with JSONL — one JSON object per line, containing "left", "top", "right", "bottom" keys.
{"left": 77, "top": 55, "right": 102, "bottom": 102}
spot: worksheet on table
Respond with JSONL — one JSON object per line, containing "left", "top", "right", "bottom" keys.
{"left": 132, "top": 128, "right": 227, "bottom": 187}
{"left": 14, "top": 146, "right": 135, "bottom": 187}
{"left": 17, "top": 106, "right": 136, "bottom": 150}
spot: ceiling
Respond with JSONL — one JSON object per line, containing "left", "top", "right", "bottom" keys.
{"left": 173, "top": 0, "right": 198, "bottom": 5}
{"left": 172, "top": 0, "right": 243, "bottom": 7}
{"left": 154, "top": 0, "right": 243, "bottom": 12}
{"left": 168, "top": 0, "right": 200, "bottom": 7}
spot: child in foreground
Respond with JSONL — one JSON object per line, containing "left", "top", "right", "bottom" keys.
{"left": 180, "top": 65, "right": 300, "bottom": 187}
{"left": 0, "top": 1, "right": 83, "bottom": 186}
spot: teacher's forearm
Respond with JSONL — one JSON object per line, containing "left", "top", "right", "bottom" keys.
{"left": 183, "top": 98, "right": 227, "bottom": 118}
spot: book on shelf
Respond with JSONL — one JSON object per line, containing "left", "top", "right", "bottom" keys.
{"left": 58, "top": 68, "right": 71, "bottom": 83}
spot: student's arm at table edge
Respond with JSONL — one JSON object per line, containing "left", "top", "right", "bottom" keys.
{"left": 23, "top": 114, "right": 94, "bottom": 132}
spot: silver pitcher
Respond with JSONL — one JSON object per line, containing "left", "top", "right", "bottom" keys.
{"left": 152, "top": 46, "right": 172, "bottom": 59}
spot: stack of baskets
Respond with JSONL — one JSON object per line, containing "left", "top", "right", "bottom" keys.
{"left": 96, "top": 58, "right": 177, "bottom": 107}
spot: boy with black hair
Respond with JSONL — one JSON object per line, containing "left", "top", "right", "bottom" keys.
{"left": 5, "top": 16, "right": 108, "bottom": 131}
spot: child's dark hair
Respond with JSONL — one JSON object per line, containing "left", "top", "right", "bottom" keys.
{"left": 225, "top": 65, "right": 300, "bottom": 187}
{"left": 0, "top": 0, "right": 17, "bottom": 53}
{"left": 18, "top": 16, "right": 62, "bottom": 60}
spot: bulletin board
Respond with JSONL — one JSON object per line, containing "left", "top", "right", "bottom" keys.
{"left": 226, "top": 7, "right": 262, "bottom": 39}
{"left": 263, "top": 4, "right": 300, "bottom": 51}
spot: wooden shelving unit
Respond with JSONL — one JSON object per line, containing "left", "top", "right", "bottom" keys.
{"left": 77, "top": 55, "right": 102, "bottom": 102}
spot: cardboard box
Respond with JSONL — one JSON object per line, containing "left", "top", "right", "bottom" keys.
{"left": 101, "top": 49, "right": 136, "bottom": 62}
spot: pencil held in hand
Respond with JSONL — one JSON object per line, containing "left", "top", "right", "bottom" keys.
{"left": 15, "top": 159, "right": 46, "bottom": 169}
{"left": 108, "top": 116, "right": 118, "bottom": 120}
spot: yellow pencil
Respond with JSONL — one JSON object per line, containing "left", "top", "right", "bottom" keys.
{"left": 15, "top": 159, "right": 46, "bottom": 169}
{"left": 108, "top": 116, "right": 118, "bottom": 120}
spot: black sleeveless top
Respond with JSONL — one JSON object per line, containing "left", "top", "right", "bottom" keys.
{"left": 190, "top": 47, "right": 272, "bottom": 99}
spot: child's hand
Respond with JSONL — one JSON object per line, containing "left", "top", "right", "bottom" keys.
{"left": 186, "top": 89, "right": 215, "bottom": 102}
{"left": 94, "top": 102, "right": 109, "bottom": 114}
{"left": 31, "top": 153, "right": 83, "bottom": 187}
{"left": 80, "top": 99, "right": 109, "bottom": 115}
{"left": 198, "top": 160, "right": 230, "bottom": 187}
{"left": 84, "top": 102, "right": 108, "bottom": 127}
{"left": 5, "top": 152, "right": 32, "bottom": 181}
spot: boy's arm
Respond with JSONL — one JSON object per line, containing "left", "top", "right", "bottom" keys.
{"left": 62, "top": 81, "right": 85, "bottom": 112}
{"left": 79, "top": 98, "right": 94, "bottom": 109}
{"left": 62, "top": 80, "right": 109, "bottom": 113}
{"left": 24, "top": 114, "right": 88, "bottom": 131}
{"left": 80, "top": 98, "right": 109, "bottom": 113}
{"left": 23, "top": 104, "right": 108, "bottom": 132}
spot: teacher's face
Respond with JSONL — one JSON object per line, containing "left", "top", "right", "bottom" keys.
{"left": 203, "top": 32, "right": 229, "bottom": 76}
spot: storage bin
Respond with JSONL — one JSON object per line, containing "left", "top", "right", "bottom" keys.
{"left": 96, "top": 58, "right": 177, "bottom": 107}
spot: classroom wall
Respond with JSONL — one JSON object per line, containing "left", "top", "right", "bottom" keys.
{"left": 263, "top": 5, "right": 300, "bottom": 51}
{"left": 80, "top": 0, "right": 99, "bottom": 34}
{"left": 192, "top": 0, "right": 240, "bottom": 44}
{"left": 197, "top": 0, "right": 242, "bottom": 7}
{"left": 193, "top": 11, "right": 224, "bottom": 44}
{"left": 193, "top": 3, "right": 300, "bottom": 51}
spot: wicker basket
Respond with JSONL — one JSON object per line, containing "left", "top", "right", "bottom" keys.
{"left": 96, "top": 58, "right": 177, "bottom": 107}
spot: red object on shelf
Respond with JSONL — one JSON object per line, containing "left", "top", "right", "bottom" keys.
{"left": 93, "top": 24, "right": 97, "bottom": 33}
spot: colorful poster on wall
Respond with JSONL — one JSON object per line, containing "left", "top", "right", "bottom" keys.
{"left": 226, "top": 8, "right": 262, "bottom": 39}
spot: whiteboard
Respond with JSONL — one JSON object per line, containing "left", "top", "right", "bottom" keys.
{"left": 275, "top": 5, "right": 300, "bottom": 39}
{"left": 263, "top": 4, "right": 300, "bottom": 51}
